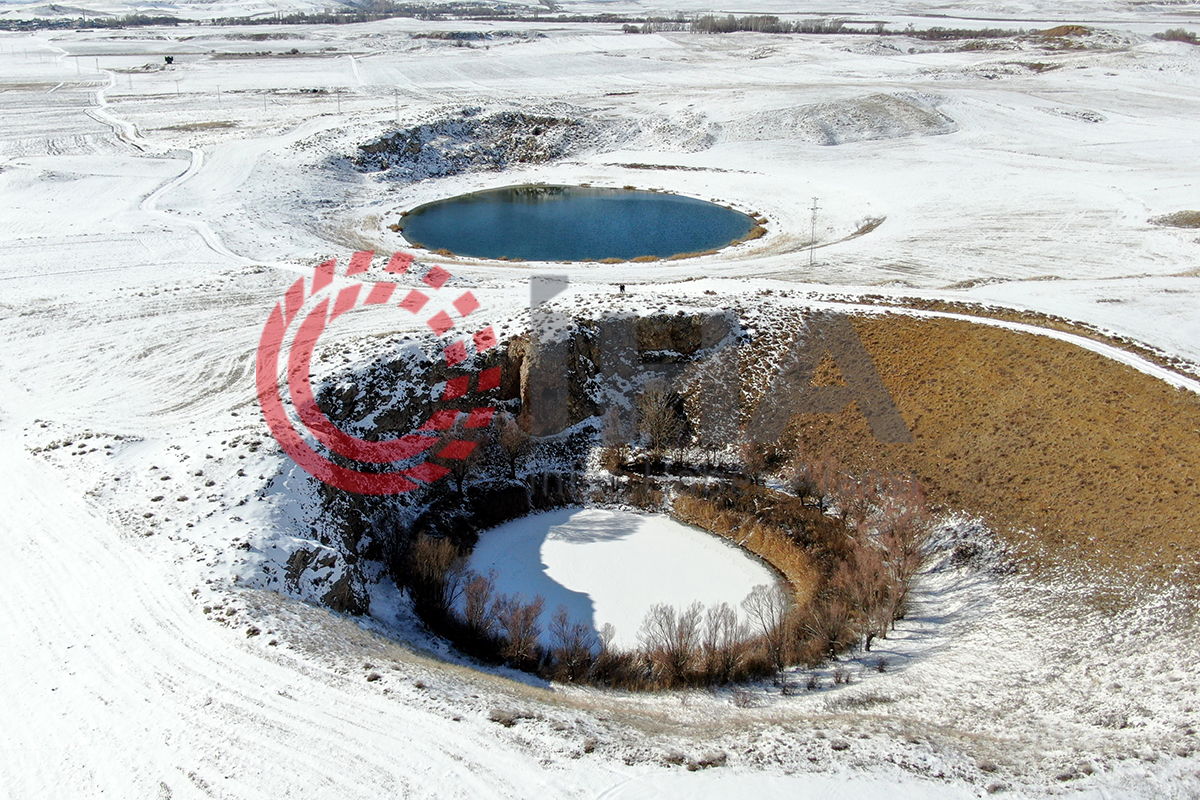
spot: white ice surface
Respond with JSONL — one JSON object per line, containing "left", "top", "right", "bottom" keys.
{"left": 467, "top": 508, "right": 780, "bottom": 648}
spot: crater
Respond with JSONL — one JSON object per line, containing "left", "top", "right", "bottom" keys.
{"left": 397, "top": 184, "right": 761, "bottom": 262}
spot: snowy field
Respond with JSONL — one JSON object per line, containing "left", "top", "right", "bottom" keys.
{"left": 2, "top": 2, "right": 1199, "bottom": 798}
{"left": 466, "top": 508, "right": 779, "bottom": 649}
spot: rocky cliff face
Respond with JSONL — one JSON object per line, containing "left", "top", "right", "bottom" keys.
{"left": 288, "top": 310, "right": 739, "bottom": 615}
{"left": 507, "top": 310, "right": 740, "bottom": 435}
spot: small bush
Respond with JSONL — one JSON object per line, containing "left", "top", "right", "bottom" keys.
{"left": 1154, "top": 28, "right": 1198, "bottom": 45}
{"left": 691, "top": 751, "right": 727, "bottom": 770}
{"left": 488, "top": 708, "right": 521, "bottom": 727}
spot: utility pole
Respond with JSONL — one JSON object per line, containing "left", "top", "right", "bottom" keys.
{"left": 809, "top": 196, "right": 820, "bottom": 268}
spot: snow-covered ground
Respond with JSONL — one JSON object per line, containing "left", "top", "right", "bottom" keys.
{"left": 2, "top": 8, "right": 1199, "bottom": 799}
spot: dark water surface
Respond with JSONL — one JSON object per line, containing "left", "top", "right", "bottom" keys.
{"left": 400, "top": 185, "right": 756, "bottom": 261}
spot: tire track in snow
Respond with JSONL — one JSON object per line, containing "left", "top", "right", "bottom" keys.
{"left": 0, "top": 434, "right": 588, "bottom": 800}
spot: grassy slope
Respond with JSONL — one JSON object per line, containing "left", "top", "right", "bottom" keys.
{"left": 756, "top": 313, "right": 1200, "bottom": 588}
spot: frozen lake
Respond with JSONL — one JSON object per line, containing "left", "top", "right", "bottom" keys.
{"left": 465, "top": 507, "right": 779, "bottom": 648}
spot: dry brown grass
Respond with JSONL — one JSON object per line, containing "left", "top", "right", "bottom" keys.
{"left": 666, "top": 249, "right": 720, "bottom": 261}
{"left": 761, "top": 314, "right": 1200, "bottom": 585}
{"left": 1040, "top": 25, "right": 1090, "bottom": 37}
{"left": 1151, "top": 210, "right": 1200, "bottom": 229}
{"left": 673, "top": 493, "right": 820, "bottom": 606}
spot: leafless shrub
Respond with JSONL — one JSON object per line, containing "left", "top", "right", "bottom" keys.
{"left": 874, "top": 483, "right": 934, "bottom": 625}
{"left": 738, "top": 441, "right": 769, "bottom": 485}
{"left": 638, "top": 601, "right": 703, "bottom": 686}
{"left": 495, "top": 593, "right": 545, "bottom": 669}
{"left": 701, "top": 602, "right": 745, "bottom": 684}
{"left": 789, "top": 451, "right": 842, "bottom": 511}
{"left": 461, "top": 569, "right": 499, "bottom": 637}
{"left": 627, "top": 476, "right": 662, "bottom": 510}
{"left": 438, "top": 415, "right": 483, "bottom": 496}
{"left": 495, "top": 411, "right": 530, "bottom": 478}
{"left": 408, "top": 534, "right": 466, "bottom": 614}
{"left": 741, "top": 584, "right": 791, "bottom": 671}
{"left": 548, "top": 605, "right": 597, "bottom": 682}
{"left": 600, "top": 406, "right": 633, "bottom": 471}
{"left": 637, "top": 378, "right": 685, "bottom": 458}
{"left": 589, "top": 624, "right": 650, "bottom": 688}
{"left": 802, "top": 594, "right": 857, "bottom": 659}
{"left": 487, "top": 707, "right": 534, "bottom": 727}
{"left": 1154, "top": 28, "right": 1198, "bottom": 44}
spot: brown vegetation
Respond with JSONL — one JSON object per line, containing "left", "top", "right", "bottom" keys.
{"left": 1151, "top": 210, "right": 1200, "bottom": 228}
{"left": 1039, "top": 25, "right": 1090, "bottom": 38}
{"left": 745, "top": 313, "right": 1200, "bottom": 585}
{"left": 1153, "top": 29, "right": 1199, "bottom": 45}
{"left": 674, "top": 475, "right": 933, "bottom": 662}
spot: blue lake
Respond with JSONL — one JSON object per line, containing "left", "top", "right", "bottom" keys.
{"left": 399, "top": 185, "right": 758, "bottom": 261}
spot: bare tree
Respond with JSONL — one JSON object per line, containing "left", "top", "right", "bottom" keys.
{"left": 495, "top": 411, "right": 530, "bottom": 479}
{"left": 739, "top": 441, "right": 768, "bottom": 485}
{"left": 702, "top": 602, "right": 745, "bottom": 683}
{"left": 638, "top": 601, "right": 703, "bottom": 685}
{"left": 408, "top": 534, "right": 466, "bottom": 612}
{"left": 831, "top": 546, "right": 888, "bottom": 650}
{"left": 877, "top": 486, "right": 933, "bottom": 625}
{"left": 802, "top": 594, "right": 856, "bottom": 658}
{"left": 789, "top": 451, "right": 842, "bottom": 511}
{"left": 461, "top": 569, "right": 499, "bottom": 638}
{"left": 549, "top": 605, "right": 597, "bottom": 682}
{"left": 600, "top": 406, "right": 633, "bottom": 469}
{"left": 495, "top": 593, "right": 546, "bottom": 668}
{"left": 438, "top": 414, "right": 485, "bottom": 496}
{"left": 741, "top": 584, "right": 791, "bottom": 671}
{"left": 637, "top": 378, "right": 685, "bottom": 458}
